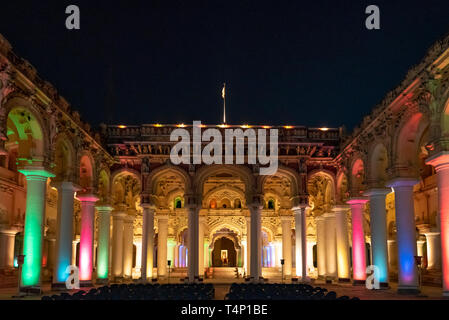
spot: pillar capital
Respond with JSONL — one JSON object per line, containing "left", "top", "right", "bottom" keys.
{"left": 156, "top": 214, "right": 169, "bottom": 221}
{"left": 280, "top": 215, "right": 293, "bottom": 222}
{"left": 347, "top": 197, "right": 369, "bottom": 205}
{"left": 18, "top": 166, "right": 55, "bottom": 179}
{"left": 364, "top": 188, "right": 391, "bottom": 197}
{"left": 322, "top": 212, "right": 336, "bottom": 219}
{"left": 112, "top": 211, "right": 127, "bottom": 219}
{"left": 76, "top": 193, "right": 99, "bottom": 203}
{"left": 386, "top": 177, "right": 419, "bottom": 189}
{"left": 95, "top": 204, "right": 114, "bottom": 212}
{"left": 332, "top": 204, "right": 350, "bottom": 212}
{"left": 426, "top": 151, "right": 449, "bottom": 171}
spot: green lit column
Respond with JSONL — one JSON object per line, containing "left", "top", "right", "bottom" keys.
{"left": 18, "top": 166, "right": 55, "bottom": 291}
{"left": 96, "top": 205, "right": 113, "bottom": 284}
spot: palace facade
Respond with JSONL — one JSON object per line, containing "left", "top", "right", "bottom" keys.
{"left": 1, "top": 31, "right": 449, "bottom": 296}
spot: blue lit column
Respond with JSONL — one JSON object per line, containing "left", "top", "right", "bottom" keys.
{"left": 387, "top": 178, "right": 419, "bottom": 294}
{"left": 365, "top": 188, "right": 390, "bottom": 288}
{"left": 52, "top": 181, "right": 79, "bottom": 289}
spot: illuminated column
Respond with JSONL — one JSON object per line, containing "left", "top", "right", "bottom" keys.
{"left": 76, "top": 194, "right": 99, "bottom": 286}
{"left": 242, "top": 236, "right": 248, "bottom": 275}
{"left": 167, "top": 238, "right": 176, "bottom": 271}
{"left": 245, "top": 216, "right": 251, "bottom": 276}
{"left": 187, "top": 204, "right": 198, "bottom": 282}
{"left": 249, "top": 202, "right": 262, "bottom": 282}
{"left": 71, "top": 238, "right": 79, "bottom": 266}
{"left": 387, "top": 178, "right": 419, "bottom": 293}
{"left": 157, "top": 215, "right": 169, "bottom": 277}
{"left": 95, "top": 205, "right": 113, "bottom": 283}
{"left": 293, "top": 207, "right": 307, "bottom": 280}
{"left": 123, "top": 214, "right": 135, "bottom": 278}
{"left": 387, "top": 239, "right": 398, "bottom": 272}
{"left": 51, "top": 182, "right": 78, "bottom": 288}
{"left": 141, "top": 204, "right": 155, "bottom": 281}
{"left": 112, "top": 211, "right": 126, "bottom": 279}
{"left": 427, "top": 152, "right": 449, "bottom": 296}
{"left": 315, "top": 216, "right": 327, "bottom": 279}
{"left": 306, "top": 237, "right": 316, "bottom": 276}
{"left": 0, "top": 229, "right": 17, "bottom": 268}
{"left": 204, "top": 238, "right": 210, "bottom": 268}
{"left": 365, "top": 189, "right": 390, "bottom": 287}
{"left": 198, "top": 216, "right": 205, "bottom": 277}
{"left": 323, "top": 212, "right": 337, "bottom": 281}
{"left": 18, "top": 167, "right": 54, "bottom": 289}
{"left": 333, "top": 205, "right": 350, "bottom": 282}
{"left": 347, "top": 198, "right": 368, "bottom": 285}
{"left": 281, "top": 216, "right": 292, "bottom": 277}
{"left": 424, "top": 232, "right": 441, "bottom": 271}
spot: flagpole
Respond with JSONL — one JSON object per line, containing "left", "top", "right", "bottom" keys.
{"left": 223, "top": 83, "right": 226, "bottom": 124}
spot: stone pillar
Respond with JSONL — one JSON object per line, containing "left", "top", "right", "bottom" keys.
{"left": 71, "top": 238, "right": 79, "bottom": 267}
{"left": 198, "top": 216, "right": 205, "bottom": 277}
{"left": 387, "top": 239, "right": 398, "bottom": 272}
{"left": 157, "top": 215, "right": 169, "bottom": 278}
{"left": 424, "top": 232, "right": 441, "bottom": 271}
{"left": 112, "top": 211, "right": 126, "bottom": 279}
{"left": 315, "top": 216, "right": 327, "bottom": 279}
{"left": 242, "top": 236, "right": 248, "bottom": 275}
{"left": 323, "top": 212, "right": 337, "bottom": 281}
{"left": 245, "top": 216, "right": 251, "bottom": 276}
{"left": 76, "top": 194, "right": 99, "bottom": 286}
{"left": 0, "top": 229, "right": 17, "bottom": 268}
{"left": 187, "top": 205, "right": 198, "bottom": 282}
{"left": 281, "top": 216, "right": 292, "bottom": 277}
{"left": 95, "top": 205, "right": 113, "bottom": 283}
{"left": 387, "top": 178, "right": 419, "bottom": 294}
{"left": 18, "top": 167, "right": 54, "bottom": 289}
{"left": 293, "top": 207, "right": 308, "bottom": 280}
{"left": 365, "top": 188, "right": 390, "bottom": 288}
{"left": 306, "top": 237, "right": 316, "bottom": 276}
{"left": 426, "top": 152, "right": 449, "bottom": 296}
{"left": 347, "top": 198, "right": 369, "bottom": 285}
{"left": 249, "top": 202, "right": 262, "bottom": 282}
{"left": 122, "top": 214, "right": 135, "bottom": 278}
{"left": 141, "top": 204, "right": 155, "bottom": 281}
{"left": 52, "top": 182, "right": 79, "bottom": 288}
{"left": 333, "top": 205, "right": 350, "bottom": 282}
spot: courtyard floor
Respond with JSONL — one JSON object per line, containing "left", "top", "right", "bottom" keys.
{"left": 0, "top": 278, "right": 446, "bottom": 300}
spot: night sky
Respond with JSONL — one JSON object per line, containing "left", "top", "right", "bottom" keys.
{"left": 1, "top": 1, "right": 448, "bottom": 130}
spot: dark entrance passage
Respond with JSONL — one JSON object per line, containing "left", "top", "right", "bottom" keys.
{"left": 212, "top": 237, "right": 236, "bottom": 267}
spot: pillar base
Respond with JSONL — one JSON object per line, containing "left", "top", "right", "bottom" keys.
{"left": 96, "top": 278, "right": 109, "bottom": 285}
{"left": 80, "top": 280, "right": 94, "bottom": 287}
{"left": 397, "top": 287, "right": 420, "bottom": 295}
{"left": 338, "top": 278, "right": 351, "bottom": 283}
{"left": 19, "top": 286, "right": 42, "bottom": 295}
{"left": 51, "top": 282, "right": 70, "bottom": 290}
{"left": 352, "top": 279, "right": 366, "bottom": 286}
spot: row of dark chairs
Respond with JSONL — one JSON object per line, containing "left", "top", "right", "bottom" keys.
{"left": 225, "top": 283, "right": 359, "bottom": 300}
{"left": 41, "top": 283, "right": 214, "bottom": 300}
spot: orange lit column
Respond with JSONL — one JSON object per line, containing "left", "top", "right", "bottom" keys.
{"left": 76, "top": 193, "right": 99, "bottom": 286}
{"left": 141, "top": 204, "right": 155, "bottom": 281}
{"left": 122, "top": 214, "right": 135, "bottom": 278}
{"left": 281, "top": 216, "right": 292, "bottom": 277}
{"left": 333, "top": 205, "right": 350, "bottom": 282}
{"left": 427, "top": 152, "right": 449, "bottom": 296}
{"left": 347, "top": 198, "right": 369, "bottom": 285}
{"left": 315, "top": 216, "right": 327, "bottom": 279}
{"left": 157, "top": 215, "right": 169, "bottom": 278}
{"left": 293, "top": 206, "right": 308, "bottom": 280}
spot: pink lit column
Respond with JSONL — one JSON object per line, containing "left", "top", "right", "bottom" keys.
{"left": 387, "top": 178, "right": 419, "bottom": 294}
{"left": 76, "top": 193, "right": 99, "bottom": 286}
{"left": 427, "top": 152, "right": 449, "bottom": 296}
{"left": 347, "top": 198, "right": 368, "bottom": 285}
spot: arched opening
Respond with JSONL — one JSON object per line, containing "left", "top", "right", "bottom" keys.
{"left": 174, "top": 196, "right": 182, "bottom": 209}
{"left": 210, "top": 199, "right": 217, "bottom": 209}
{"left": 267, "top": 199, "right": 275, "bottom": 210}
{"left": 211, "top": 237, "right": 236, "bottom": 267}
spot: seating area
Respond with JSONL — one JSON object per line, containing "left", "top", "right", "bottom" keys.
{"left": 41, "top": 283, "right": 214, "bottom": 300}
{"left": 224, "top": 283, "right": 359, "bottom": 300}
